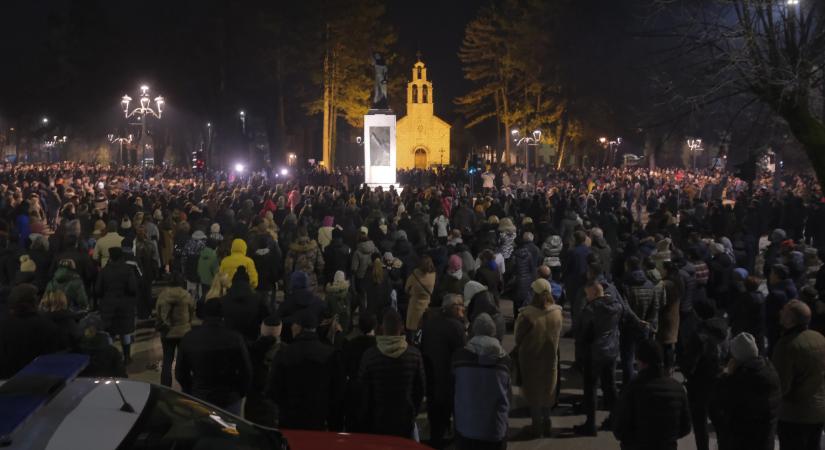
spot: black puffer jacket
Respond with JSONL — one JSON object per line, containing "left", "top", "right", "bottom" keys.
{"left": 269, "top": 331, "right": 344, "bottom": 431}
{"left": 577, "top": 294, "right": 623, "bottom": 363}
{"left": 220, "top": 284, "right": 269, "bottom": 344}
{"left": 717, "top": 356, "right": 781, "bottom": 450}
{"left": 358, "top": 343, "right": 426, "bottom": 438}
{"left": 612, "top": 367, "right": 692, "bottom": 450}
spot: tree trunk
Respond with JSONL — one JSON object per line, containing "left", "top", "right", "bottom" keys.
{"left": 322, "top": 38, "right": 331, "bottom": 170}
{"left": 329, "top": 52, "right": 338, "bottom": 170}
{"left": 501, "top": 87, "right": 511, "bottom": 165}
{"left": 779, "top": 102, "right": 825, "bottom": 190}
{"left": 555, "top": 107, "right": 569, "bottom": 169}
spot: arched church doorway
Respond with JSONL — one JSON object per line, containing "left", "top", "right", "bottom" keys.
{"left": 414, "top": 148, "right": 427, "bottom": 169}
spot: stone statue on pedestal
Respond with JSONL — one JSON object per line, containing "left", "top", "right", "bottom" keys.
{"left": 372, "top": 52, "right": 388, "bottom": 109}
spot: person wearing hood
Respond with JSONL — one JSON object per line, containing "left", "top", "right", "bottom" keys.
{"left": 680, "top": 301, "right": 728, "bottom": 450}
{"left": 564, "top": 231, "right": 592, "bottom": 328}
{"left": 589, "top": 228, "right": 612, "bottom": 280}
{"left": 434, "top": 255, "right": 470, "bottom": 308}
{"left": 323, "top": 228, "right": 351, "bottom": 284}
{"left": 514, "top": 278, "right": 563, "bottom": 439}
{"left": 462, "top": 280, "right": 504, "bottom": 342}
{"left": 269, "top": 310, "right": 344, "bottom": 431}
{"left": 358, "top": 309, "right": 426, "bottom": 439}
{"left": 45, "top": 259, "right": 88, "bottom": 311}
{"left": 220, "top": 266, "right": 269, "bottom": 345}
{"left": 717, "top": 332, "right": 781, "bottom": 450}
{"left": 280, "top": 271, "right": 326, "bottom": 341}
{"left": 325, "top": 271, "right": 353, "bottom": 334}
{"left": 452, "top": 313, "right": 511, "bottom": 450}
{"left": 511, "top": 233, "right": 539, "bottom": 320}
{"left": 209, "top": 222, "right": 223, "bottom": 242}
{"left": 420, "top": 294, "right": 467, "bottom": 449}
{"left": 219, "top": 238, "right": 259, "bottom": 289}
{"left": 154, "top": 272, "right": 196, "bottom": 387}
{"left": 284, "top": 226, "right": 324, "bottom": 290}
{"left": 574, "top": 280, "right": 622, "bottom": 436}
{"left": 708, "top": 241, "right": 735, "bottom": 311}
{"left": 77, "top": 313, "right": 127, "bottom": 378}
{"left": 771, "top": 300, "right": 825, "bottom": 450}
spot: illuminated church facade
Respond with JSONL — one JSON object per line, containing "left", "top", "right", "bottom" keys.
{"left": 396, "top": 58, "right": 451, "bottom": 169}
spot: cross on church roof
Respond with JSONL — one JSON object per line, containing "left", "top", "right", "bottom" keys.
{"left": 416, "top": 49, "right": 422, "bottom": 63}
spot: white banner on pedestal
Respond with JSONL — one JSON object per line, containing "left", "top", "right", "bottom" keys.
{"left": 364, "top": 113, "right": 397, "bottom": 188}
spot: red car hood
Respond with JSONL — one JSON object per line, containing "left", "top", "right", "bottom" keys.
{"left": 280, "top": 430, "right": 428, "bottom": 450}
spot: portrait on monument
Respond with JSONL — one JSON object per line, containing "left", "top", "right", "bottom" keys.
{"left": 369, "top": 126, "right": 391, "bottom": 166}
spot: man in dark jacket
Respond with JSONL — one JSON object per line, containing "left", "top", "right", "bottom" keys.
{"left": 566, "top": 230, "right": 592, "bottom": 332}
{"left": 249, "top": 234, "right": 283, "bottom": 311}
{"left": 619, "top": 256, "right": 658, "bottom": 385}
{"left": 280, "top": 271, "right": 327, "bottom": 341}
{"left": 0, "top": 284, "right": 67, "bottom": 377}
{"left": 420, "top": 294, "right": 466, "bottom": 448}
{"left": 510, "top": 238, "right": 538, "bottom": 318}
{"left": 323, "top": 228, "right": 351, "bottom": 283}
{"left": 612, "top": 339, "right": 692, "bottom": 450}
{"left": 220, "top": 266, "right": 269, "bottom": 344}
{"left": 269, "top": 311, "right": 344, "bottom": 430}
{"left": 342, "top": 314, "right": 377, "bottom": 432}
{"left": 772, "top": 300, "right": 825, "bottom": 450}
{"left": 176, "top": 300, "right": 253, "bottom": 416}
{"left": 358, "top": 309, "right": 426, "bottom": 439}
{"left": 575, "top": 281, "right": 622, "bottom": 435}
{"left": 766, "top": 263, "right": 798, "bottom": 353}
{"left": 680, "top": 301, "right": 727, "bottom": 450}
{"left": 452, "top": 313, "right": 510, "bottom": 450}
{"left": 717, "top": 332, "right": 781, "bottom": 450}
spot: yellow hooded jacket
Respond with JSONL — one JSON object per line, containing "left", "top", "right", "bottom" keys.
{"left": 219, "top": 238, "right": 259, "bottom": 289}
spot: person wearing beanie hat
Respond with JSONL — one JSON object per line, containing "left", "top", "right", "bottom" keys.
{"left": 613, "top": 339, "right": 692, "bottom": 449}
{"left": 420, "top": 292, "right": 466, "bottom": 448}
{"left": 317, "top": 216, "right": 335, "bottom": 251}
{"left": 434, "top": 255, "right": 471, "bottom": 309}
{"left": 514, "top": 275, "right": 563, "bottom": 439}
{"left": 209, "top": 222, "right": 223, "bottom": 242}
{"left": 716, "top": 332, "right": 781, "bottom": 450}
{"left": 324, "top": 270, "right": 353, "bottom": 334}
{"left": 452, "top": 312, "right": 511, "bottom": 448}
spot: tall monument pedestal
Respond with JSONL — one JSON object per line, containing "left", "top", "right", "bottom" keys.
{"left": 364, "top": 110, "right": 399, "bottom": 190}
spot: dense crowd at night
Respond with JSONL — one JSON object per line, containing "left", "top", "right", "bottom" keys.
{"left": 1, "top": 161, "right": 825, "bottom": 450}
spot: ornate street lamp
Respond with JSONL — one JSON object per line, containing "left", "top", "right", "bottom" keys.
{"left": 121, "top": 85, "right": 164, "bottom": 172}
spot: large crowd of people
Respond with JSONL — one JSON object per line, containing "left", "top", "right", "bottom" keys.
{"left": 1, "top": 160, "right": 825, "bottom": 450}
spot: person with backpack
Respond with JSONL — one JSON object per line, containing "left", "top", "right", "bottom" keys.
{"left": 45, "top": 259, "right": 88, "bottom": 311}
{"left": 325, "top": 271, "right": 353, "bottom": 334}
{"left": 133, "top": 224, "right": 161, "bottom": 319}
{"left": 154, "top": 273, "right": 196, "bottom": 387}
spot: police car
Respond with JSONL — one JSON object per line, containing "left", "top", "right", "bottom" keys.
{"left": 0, "top": 354, "right": 426, "bottom": 450}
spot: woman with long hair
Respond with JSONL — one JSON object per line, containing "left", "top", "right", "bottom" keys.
{"left": 405, "top": 255, "right": 436, "bottom": 333}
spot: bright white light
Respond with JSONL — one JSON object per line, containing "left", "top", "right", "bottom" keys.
{"left": 280, "top": 168, "right": 288, "bottom": 176}
{"left": 511, "top": 129, "right": 519, "bottom": 136}
{"left": 787, "top": 0, "right": 799, "bottom": 5}
{"left": 206, "top": 122, "right": 211, "bottom": 127}
{"left": 235, "top": 163, "right": 245, "bottom": 172}
{"left": 239, "top": 110, "right": 245, "bottom": 117}
{"left": 140, "top": 85, "right": 149, "bottom": 94}
{"left": 42, "top": 117, "right": 49, "bottom": 124}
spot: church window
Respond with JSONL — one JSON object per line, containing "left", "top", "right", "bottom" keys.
{"left": 417, "top": 66, "right": 422, "bottom": 79}
{"left": 412, "top": 85, "right": 418, "bottom": 103}
{"left": 422, "top": 85, "right": 429, "bottom": 103}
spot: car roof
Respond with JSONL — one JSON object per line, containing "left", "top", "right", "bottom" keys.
{"left": 4, "top": 378, "right": 150, "bottom": 450}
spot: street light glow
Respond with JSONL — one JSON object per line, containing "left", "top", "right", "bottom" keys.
{"left": 239, "top": 110, "right": 245, "bottom": 117}
{"left": 787, "top": 0, "right": 799, "bottom": 5}
{"left": 42, "top": 117, "right": 49, "bottom": 125}
{"left": 280, "top": 168, "right": 288, "bottom": 176}
{"left": 234, "top": 163, "right": 245, "bottom": 172}
{"left": 598, "top": 137, "right": 607, "bottom": 144}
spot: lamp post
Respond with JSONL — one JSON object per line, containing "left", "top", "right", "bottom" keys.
{"left": 687, "top": 138, "right": 703, "bottom": 170}
{"left": 121, "top": 85, "right": 164, "bottom": 176}
{"left": 511, "top": 128, "right": 542, "bottom": 174}
{"left": 597, "top": 137, "right": 622, "bottom": 167}
{"left": 108, "top": 133, "right": 133, "bottom": 165}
